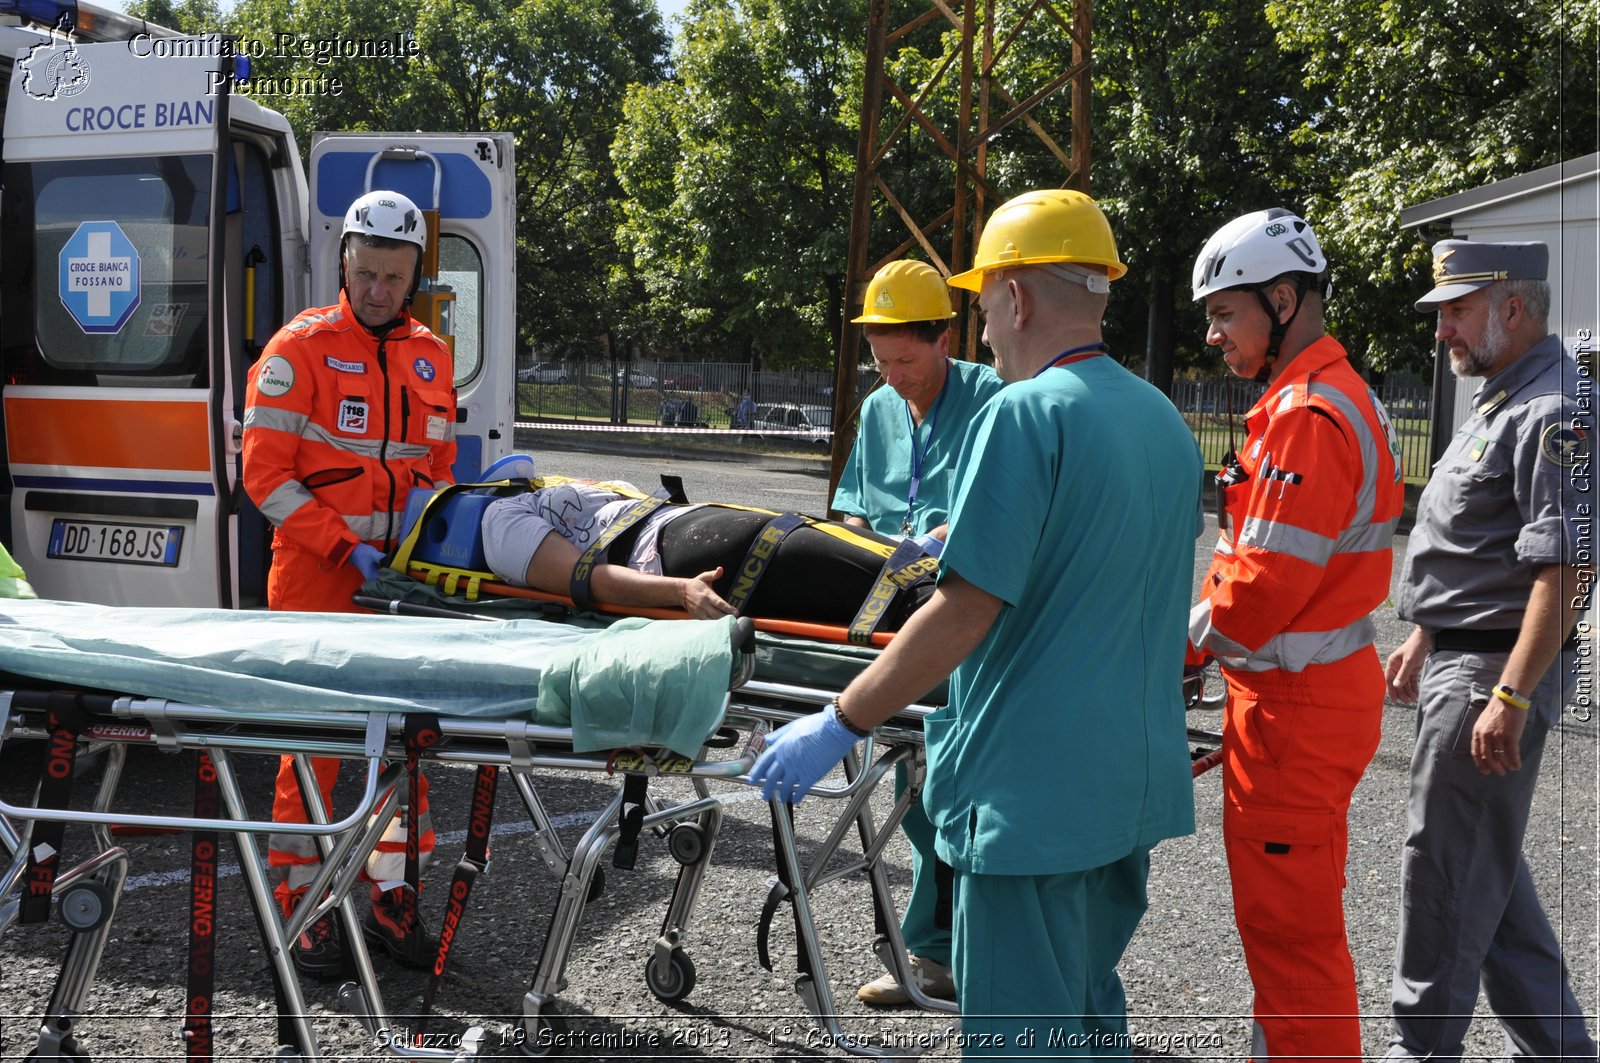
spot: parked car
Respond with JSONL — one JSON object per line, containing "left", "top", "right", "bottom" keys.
{"left": 662, "top": 372, "right": 702, "bottom": 390}
{"left": 516, "top": 362, "right": 566, "bottom": 384}
{"left": 753, "top": 402, "right": 832, "bottom": 447}
{"left": 614, "top": 368, "right": 657, "bottom": 388}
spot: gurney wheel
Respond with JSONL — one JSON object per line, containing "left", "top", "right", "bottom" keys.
{"left": 56, "top": 882, "right": 114, "bottom": 933}
{"left": 643, "top": 947, "right": 696, "bottom": 1003}
{"left": 666, "top": 823, "right": 706, "bottom": 866}
{"left": 586, "top": 868, "right": 605, "bottom": 902}
{"left": 515, "top": 1012, "right": 565, "bottom": 1058}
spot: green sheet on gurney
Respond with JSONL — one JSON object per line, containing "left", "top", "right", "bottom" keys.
{"left": 0, "top": 599, "right": 737, "bottom": 758}
{"left": 365, "top": 568, "right": 948, "bottom": 706}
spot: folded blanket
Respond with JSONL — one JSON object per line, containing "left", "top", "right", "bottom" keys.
{"left": 533, "top": 615, "right": 736, "bottom": 757}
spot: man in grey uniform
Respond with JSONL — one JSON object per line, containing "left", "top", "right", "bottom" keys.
{"left": 1383, "top": 239, "right": 1597, "bottom": 1060}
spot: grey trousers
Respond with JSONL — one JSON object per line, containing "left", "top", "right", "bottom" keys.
{"left": 1385, "top": 647, "right": 1596, "bottom": 1062}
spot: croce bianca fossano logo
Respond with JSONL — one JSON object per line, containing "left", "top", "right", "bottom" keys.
{"left": 19, "top": 14, "right": 91, "bottom": 101}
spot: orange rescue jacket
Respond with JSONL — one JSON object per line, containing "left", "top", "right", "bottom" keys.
{"left": 243, "top": 292, "right": 456, "bottom": 567}
{"left": 1191, "top": 335, "right": 1403, "bottom": 673}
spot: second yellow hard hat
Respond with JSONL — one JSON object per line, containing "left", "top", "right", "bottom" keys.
{"left": 851, "top": 260, "right": 957, "bottom": 325}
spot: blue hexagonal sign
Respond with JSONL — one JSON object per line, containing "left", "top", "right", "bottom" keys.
{"left": 59, "top": 220, "right": 141, "bottom": 334}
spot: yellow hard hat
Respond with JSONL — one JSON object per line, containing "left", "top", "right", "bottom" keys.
{"left": 851, "top": 260, "right": 957, "bottom": 324}
{"left": 946, "top": 188, "right": 1127, "bottom": 292}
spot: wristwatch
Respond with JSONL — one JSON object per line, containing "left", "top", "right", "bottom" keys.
{"left": 1491, "top": 683, "right": 1531, "bottom": 712}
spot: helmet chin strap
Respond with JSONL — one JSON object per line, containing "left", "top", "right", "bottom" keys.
{"left": 1249, "top": 275, "right": 1309, "bottom": 383}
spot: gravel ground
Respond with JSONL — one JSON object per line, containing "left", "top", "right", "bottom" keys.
{"left": 2, "top": 450, "right": 1595, "bottom": 1061}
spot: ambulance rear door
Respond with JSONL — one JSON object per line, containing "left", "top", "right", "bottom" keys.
{"left": 1, "top": 37, "right": 305, "bottom": 607}
{"left": 307, "top": 133, "right": 517, "bottom": 483}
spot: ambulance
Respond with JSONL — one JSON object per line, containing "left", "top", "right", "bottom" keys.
{"left": 0, "top": 11, "right": 516, "bottom": 607}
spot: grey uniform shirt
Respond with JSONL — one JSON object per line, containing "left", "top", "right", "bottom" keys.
{"left": 1398, "top": 333, "right": 1593, "bottom": 632}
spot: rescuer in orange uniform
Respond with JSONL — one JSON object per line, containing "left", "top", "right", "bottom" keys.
{"left": 243, "top": 189, "right": 455, "bottom": 977}
{"left": 1188, "top": 209, "right": 1404, "bottom": 1061}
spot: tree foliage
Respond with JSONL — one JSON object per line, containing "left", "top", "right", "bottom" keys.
{"left": 1267, "top": 0, "right": 1597, "bottom": 372}
{"left": 1090, "top": 0, "right": 1309, "bottom": 387}
{"left": 132, "top": 0, "right": 1594, "bottom": 376}
{"left": 613, "top": 0, "right": 865, "bottom": 367}
{"left": 136, "top": 0, "right": 668, "bottom": 361}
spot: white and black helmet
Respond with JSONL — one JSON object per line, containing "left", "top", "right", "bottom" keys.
{"left": 341, "top": 190, "right": 425, "bottom": 252}
{"left": 1191, "top": 208, "right": 1326, "bottom": 301}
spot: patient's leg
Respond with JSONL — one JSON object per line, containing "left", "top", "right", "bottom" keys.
{"left": 656, "top": 508, "right": 931, "bottom": 629}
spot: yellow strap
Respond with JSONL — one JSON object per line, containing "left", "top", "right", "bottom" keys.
{"left": 700, "top": 503, "right": 897, "bottom": 559}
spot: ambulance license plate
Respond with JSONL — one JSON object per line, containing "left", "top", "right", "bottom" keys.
{"left": 47, "top": 519, "right": 183, "bottom": 567}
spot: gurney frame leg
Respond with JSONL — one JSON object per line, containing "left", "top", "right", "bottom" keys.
{"left": 516, "top": 778, "right": 731, "bottom": 1048}
{"left": 645, "top": 782, "right": 721, "bottom": 1004}
{"left": 1, "top": 815, "right": 129, "bottom": 1063}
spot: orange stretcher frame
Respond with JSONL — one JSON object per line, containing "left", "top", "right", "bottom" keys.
{"left": 404, "top": 564, "right": 897, "bottom": 648}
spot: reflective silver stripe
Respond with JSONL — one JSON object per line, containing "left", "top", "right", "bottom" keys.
{"left": 345, "top": 511, "right": 399, "bottom": 541}
{"left": 243, "top": 404, "right": 307, "bottom": 435}
{"left": 269, "top": 833, "right": 321, "bottom": 862}
{"left": 1337, "top": 517, "right": 1399, "bottom": 554}
{"left": 261, "top": 485, "right": 397, "bottom": 542}
{"left": 1216, "top": 616, "right": 1376, "bottom": 673}
{"left": 302, "top": 422, "right": 433, "bottom": 461}
{"left": 1303, "top": 382, "right": 1382, "bottom": 528}
{"left": 284, "top": 307, "right": 346, "bottom": 334}
{"left": 366, "top": 808, "right": 436, "bottom": 884}
{"left": 1237, "top": 516, "right": 1337, "bottom": 567}
{"left": 1189, "top": 598, "right": 1254, "bottom": 659}
{"left": 258, "top": 479, "right": 315, "bottom": 527}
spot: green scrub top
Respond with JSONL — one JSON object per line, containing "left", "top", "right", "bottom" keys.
{"left": 832, "top": 359, "right": 1003, "bottom": 536}
{"left": 928, "top": 354, "right": 1201, "bottom": 876}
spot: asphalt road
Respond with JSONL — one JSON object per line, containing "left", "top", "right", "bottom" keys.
{"left": 1, "top": 446, "right": 1595, "bottom": 1061}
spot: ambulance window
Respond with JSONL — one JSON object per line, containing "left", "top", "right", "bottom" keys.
{"left": 438, "top": 234, "right": 481, "bottom": 387}
{"left": 1, "top": 155, "right": 212, "bottom": 387}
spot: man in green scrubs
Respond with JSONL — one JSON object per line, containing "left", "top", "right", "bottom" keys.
{"left": 833, "top": 258, "right": 1002, "bottom": 1005}
{"left": 754, "top": 189, "right": 1201, "bottom": 1055}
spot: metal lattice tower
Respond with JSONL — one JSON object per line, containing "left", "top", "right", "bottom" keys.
{"left": 828, "top": 0, "right": 1092, "bottom": 494}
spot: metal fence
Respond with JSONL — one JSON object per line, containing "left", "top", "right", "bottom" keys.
{"left": 514, "top": 361, "right": 880, "bottom": 436}
{"left": 1172, "top": 378, "right": 1433, "bottom": 483}
{"left": 518, "top": 360, "right": 1433, "bottom": 481}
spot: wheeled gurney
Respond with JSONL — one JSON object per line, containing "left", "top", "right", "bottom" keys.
{"left": 361, "top": 565, "right": 1226, "bottom": 1059}
{"left": 0, "top": 598, "right": 761, "bottom": 1061}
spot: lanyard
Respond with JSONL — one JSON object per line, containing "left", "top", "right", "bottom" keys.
{"left": 1032, "top": 342, "right": 1108, "bottom": 377}
{"left": 903, "top": 357, "right": 952, "bottom": 535}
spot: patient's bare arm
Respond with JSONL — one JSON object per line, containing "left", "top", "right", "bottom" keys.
{"left": 523, "top": 533, "right": 736, "bottom": 620}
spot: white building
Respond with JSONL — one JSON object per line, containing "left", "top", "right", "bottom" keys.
{"left": 1401, "top": 153, "right": 1599, "bottom": 444}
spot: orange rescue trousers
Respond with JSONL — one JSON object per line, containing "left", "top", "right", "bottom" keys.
{"left": 267, "top": 754, "right": 434, "bottom": 917}
{"left": 1221, "top": 647, "right": 1383, "bottom": 1063}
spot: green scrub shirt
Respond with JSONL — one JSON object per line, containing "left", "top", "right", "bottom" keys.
{"left": 929, "top": 355, "right": 1201, "bottom": 876}
{"left": 833, "top": 359, "right": 1003, "bottom": 536}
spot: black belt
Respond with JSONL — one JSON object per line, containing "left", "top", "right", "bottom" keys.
{"left": 1433, "top": 627, "right": 1578, "bottom": 653}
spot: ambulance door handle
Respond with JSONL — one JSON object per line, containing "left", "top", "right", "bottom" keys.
{"left": 227, "top": 418, "right": 243, "bottom": 456}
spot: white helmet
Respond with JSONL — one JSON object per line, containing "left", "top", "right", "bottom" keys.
{"left": 1191, "top": 208, "right": 1326, "bottom": 301}
{"left": 341, "top": 190, "right": 425, "bottom": 252}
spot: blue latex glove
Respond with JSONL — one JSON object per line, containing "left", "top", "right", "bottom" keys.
{"left": 750, "top": 707, "right": 863, "bottom": 803}
{"left": 913, "top": 533, "right": 944, "bottom": 559}
{"left": 349, "top": 544, "right": 384, "bottom": 580}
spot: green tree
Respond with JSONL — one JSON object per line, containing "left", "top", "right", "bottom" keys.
{"left": 1268, "top": 0, "right": 1598, "bottom": 373}
{"left": 125, "top": 0, "right": 225, "bottom": 33}
{"left": 1089, "top": 0, "right": 1313, "bottom": 390}
{"left": 613, "top": 0, "right": 866, "bottom": 367}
